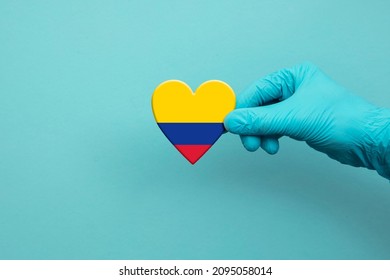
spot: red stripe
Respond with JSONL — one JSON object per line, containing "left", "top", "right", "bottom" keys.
{"left": 174, "top": 145, "right": 212, "bottom": 164}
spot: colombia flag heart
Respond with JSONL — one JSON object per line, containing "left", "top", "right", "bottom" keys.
{"left": 152, "top": 80, "right": 236, "bottom": 164}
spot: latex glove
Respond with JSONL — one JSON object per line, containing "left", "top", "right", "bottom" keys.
{"left": 224, "top": 62, "right": 390, "bottom": 179}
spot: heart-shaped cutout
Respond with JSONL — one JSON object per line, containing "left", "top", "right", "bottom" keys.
{"left": 152, "top": 80, "right": 236, "bottom": 164}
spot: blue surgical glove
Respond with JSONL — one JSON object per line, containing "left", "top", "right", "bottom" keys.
{"left": 224, "top": 62, "right": 390, "bottom": 179}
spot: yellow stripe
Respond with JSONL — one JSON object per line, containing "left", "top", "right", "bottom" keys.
{"left": 152, "top": 80, "right": 236, "bottom": 123}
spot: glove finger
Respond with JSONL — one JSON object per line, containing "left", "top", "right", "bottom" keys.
{"left": 240, "top": 135, "right": 261, "bottom": 152}
{"left": 237, "top": 68, "right": 294, "bottom": 109}
{"left": 260, "top": 136, "right": 280, "bottom": 155}
{"left": 236, "top": 62, "right": 318, "bottom": 109}
{"left": 225, "top": 102, "right": 294, "bottom": 137}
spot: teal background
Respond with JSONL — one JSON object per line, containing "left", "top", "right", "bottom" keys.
{"left": 1, "top": 0, "right": 390, "bottom": 259}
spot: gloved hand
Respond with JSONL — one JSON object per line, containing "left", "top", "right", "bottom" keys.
{"left": 224, "top": 62, "right": 390, "bottom": 179}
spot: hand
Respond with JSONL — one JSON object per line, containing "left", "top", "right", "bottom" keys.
{"left": 224, "top": 62, "right": 390, "bottom": 179}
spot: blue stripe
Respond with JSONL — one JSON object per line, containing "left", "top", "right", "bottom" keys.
{"left": 158, "top": 123, "right": 224, "bottom": 145}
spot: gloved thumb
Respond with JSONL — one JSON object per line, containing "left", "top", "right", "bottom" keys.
{"left": 224, "top": 103, "right": 293, "bottom": 137}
